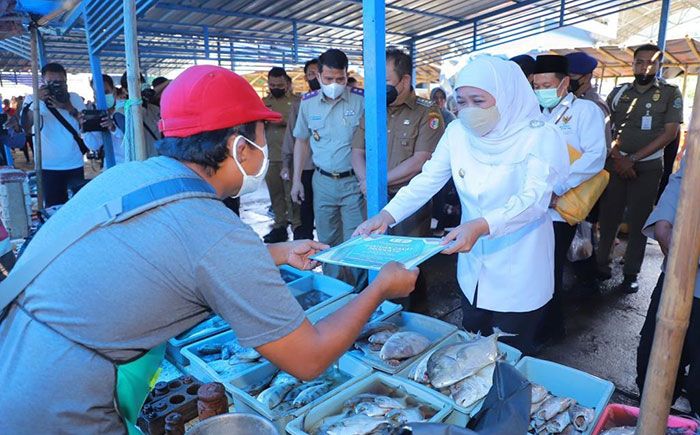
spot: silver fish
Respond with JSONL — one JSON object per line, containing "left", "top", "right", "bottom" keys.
{"left": 427, "top": 334, "right": 500, "bottom": 388}
{"left": 354, "top": 401, "right": 387, "bottom": 417}
{"left": 257, "top": 379, "right": 299, "bottom": 409}
{"left": 379, "top": 331, "right": 431, "bottom": 361}
{"left": 569, "top": 404, "right": 595, "bottom": 432}
{"left": 325, "top": 414, "right": 391, "bottom": 435}
{"left": 545, "top": 411, "right": 571, "bottom": 433}
{"left": 560, "top": 424, "right": 576, "bottom": 435}
{"left": 368, "top": 330, "right": 395, "bottom": 345}
{"left": 373, "top": 395, "right": 404, "bottom": 410}
{"left": 386, "top": 407, "right": 425, "bottom": 425}
{"left": 535, "top": 396, "right": 576, "bottom": 421}
{"left": 244, "top": 370, "right": 279, "bottom": 396}
{"left": 271, "top": 371, "right": 299, "bottom": 386}
{"left": 284, "top": 380, "right": 326, "bottom": 404}
{"left": 408, "top": 348, "right": 439, "bottom": 384}
{"left": 600, "top": 428, "right": 636, "bottom": 435}
{"left": 530, "top": 396, "right": 548, "bottom": 417}
{"left": 292, "top": 381, "right": 333, "bottom": 408}
{"left": 208, "top": 359, "right": 257, "bottom": 376}
{"left": 449, "top": 364, "right": 494, "bottom": 408}
{"left": 358, "top": 321, "right": 399, "bottom": 340}
{"left": 343, "top": 393, "right": 380, "bottom": 411}
{"left": 531, "top": 383, "right": 549, "bottom": 404}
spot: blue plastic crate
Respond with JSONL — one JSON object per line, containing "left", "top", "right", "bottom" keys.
{"left": 280, "top": 265, "right": 311, "bottom": 284}
{"left": 165, "top": 314, "right": 229, "bottom": 367}
{"left": 227, "top": 355, "right": 373, "bottom": 433}
{"left": 307, "top": 294, "right": 402, "bottom": 324}
{"left": 286, "top": 372, "right": 453, "bottom": 435}
{"left": 396, "top": 330, "right": 522, "bottom": 425}
{"left": 288, "top": 273, "right": 353, "bottom": 314}
{"left": 347, "top": 311, "right": 457, "bottom": 374}
{"left": 515, "top": 356, "right": 614, "bottom": 435}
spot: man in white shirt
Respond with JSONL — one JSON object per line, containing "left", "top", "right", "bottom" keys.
{"left": 25, "top": 63, "right": 86, "bottom": 207}
{"left": 84, "top": 74, "right": 125, "bottom": 165}
{"left": 532, "top": 55, "right": 607, "bottom": 341}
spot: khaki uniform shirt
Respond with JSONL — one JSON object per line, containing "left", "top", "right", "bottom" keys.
{"left": 351, "top": 92, "right": 444, "bottom": 193}
{"left": 607, "top": 79, "right": 683, "bottom": 160}
{"left": 282, "top": 98, "right": 314, "bottom": 171}
{"left": 293, "top": 87, "right": 364, "bottom": 173}
{"left": 263, "top": 93, "right": 299, "bottom": 162}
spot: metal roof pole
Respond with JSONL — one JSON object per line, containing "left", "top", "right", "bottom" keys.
{"left": 409, "top": 39, "right": 417, "bottom": 88}
{"left": 362, "top": 0, "right": 387, "bottom": 218}
{"left": 36, "top": 30, "right": 47, "bottom": 67}
{"left": 636, "top": 69, "right": 700, "bottom": 435}
{"left": 292, "top": 21, "right": 298, "bottom": 64}
{"left": 30, "top": 23, "right": 44, "bottom": 208}
{"left": 230, "top": 41, "right": 235, "bottom": 71}
{"left": 123, "top": 0, "right": 147, "bottom": 161}
{"left": 84, "top": 5, "right": 116, "bottom": 168}
{"left": 657, "top": 0, "right": 671, "bottom": 53}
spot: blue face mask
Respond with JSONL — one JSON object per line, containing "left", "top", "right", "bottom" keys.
{"left": 104, "top": 94, "right": 115, "bottom": 109}
{"left": 534, "top": 87, "right": 563, "bottom": 109}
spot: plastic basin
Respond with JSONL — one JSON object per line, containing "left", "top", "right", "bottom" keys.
{"left": 227, "top": 355, "right": 373, "bottom": 433}
{"left": 591, "top": 403, "right": 699, "bottom": 434}
{"left": 187, "top": 413, "right": 277, "bottom": 435}
{"left": 515, "top": 356, "right": 615, "bottom": 435}
{"left": 396, "top": 330, "right": 523, "bottom": 425}
{"left": 286, "top": 372, "right": 453, "bottom": 435}
{"left": 346, "top": 311, "right": 458, "bottom": 374}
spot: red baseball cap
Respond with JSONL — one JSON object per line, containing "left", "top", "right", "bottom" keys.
{"left": 158, "top": 65, "right": 282, "bottom": 137}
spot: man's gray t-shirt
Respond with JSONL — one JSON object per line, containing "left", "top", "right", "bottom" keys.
{"left": 0, "top": 156, "right": 305, "bottom": 434}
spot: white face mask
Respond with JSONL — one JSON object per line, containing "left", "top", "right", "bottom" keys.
{"left": 232, "top": 135, "right": 269, "bottom": 198}
{"left": 320, "top": 80, "right": 345, "bottom": 99}
{"left": 458, "top": 105, "right": 501, "bottom": 137}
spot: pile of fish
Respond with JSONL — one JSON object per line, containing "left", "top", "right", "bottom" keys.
{"left": 311, "top": 390, "right": 436, "bottom": 434}
{"left": 296, "top": 289, "right": 331, "bottom": 310}
{"left": 195, "top": 338, "right": 264, "bottom": 378}
{"left": 245, "top": 368, "right": 349, "bottom": 416}
{"left": 406, "top": 332, "right": 505, "bottom": 409}
{"left": 528, "top": 383, "right": 595, "bottom": 434}
{"left": 353, "top": 321, "right": 432, "bottom": 367}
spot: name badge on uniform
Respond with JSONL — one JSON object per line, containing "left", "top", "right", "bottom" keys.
{"left": 344, "top": 110, "right": 356, "bottom": 117}
{"left": 310, "top": 114, "right": 322, "bottom": 121}
{"left": 641, "top": 115, "right": 652, "bottom": 130}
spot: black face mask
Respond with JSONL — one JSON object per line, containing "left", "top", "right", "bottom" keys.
{"left": 270, "top": 88, "right": 285, "bottom": 98}
{"left": 634, "top": 73, "right": 654, "bottom": 86}
{"left": 568, "top": 78, "right": 581, "bottom": 94}
{"left": 386, "top": 85, "right": 398, "bottom": 106}
{"left": 308, "top": 78, "right": 321, "bottom": 91}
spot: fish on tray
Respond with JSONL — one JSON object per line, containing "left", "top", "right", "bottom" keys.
{"left": 448, "top": 363, "right": 495, "bottom": 408}
{"left": 353, "top": 320, "right": 431, "bottom": 368}
{"left": 313, "top": 391, "right": 431, "bottom": 435}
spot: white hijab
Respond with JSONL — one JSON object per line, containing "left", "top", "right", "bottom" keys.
{"left": 454, "top": 55, "right": 556, "bottom": 164}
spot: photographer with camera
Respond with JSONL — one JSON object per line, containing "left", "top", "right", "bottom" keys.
{"left": 24, "top": 63, "right": 87, "bottom": 207}
{"left": 83, "top": 74, "right": 125, "bottom": 165}
{"left": 119, "top": 72, "right": 161, "bottom": 159}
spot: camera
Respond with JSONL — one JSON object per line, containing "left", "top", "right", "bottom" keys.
{"left": 46, "top": 81, "right": 70, "bottom": 104}
{"left": 81, "top": 109, "right": 109, "bottom": 133}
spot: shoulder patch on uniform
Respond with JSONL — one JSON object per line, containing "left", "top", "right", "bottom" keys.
{"left": 302, "top": 90, "right": 320, "bottom": 100}
{"left": 428, "top": 115, "right": 440, "bottom": 130}
{"left": 416, "top": 97, "right": 433, "bottom": 108}
{"left": 350, "top": 87, "right": 364, "bottom": 96}
{"left": 530, "top": 120, "right": 544, "bottom": 128}
{"left": 673, "top": 97, "right": 682, "bottom": 109}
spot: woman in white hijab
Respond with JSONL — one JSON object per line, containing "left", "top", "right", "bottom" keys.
{"left": 354, "top": 55, "right": 570, "bottom": 354}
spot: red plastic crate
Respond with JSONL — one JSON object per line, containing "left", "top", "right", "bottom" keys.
{"left": 592, "top": 404, "right": 699, "bottom": 434}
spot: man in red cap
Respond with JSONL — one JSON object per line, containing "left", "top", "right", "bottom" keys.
{"left": 0, "top": 65, "right": 418, "bottom": 433}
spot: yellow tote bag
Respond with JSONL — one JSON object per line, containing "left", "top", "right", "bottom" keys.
{"left": 555, "top": 145, "right": 610, "bottom": 225}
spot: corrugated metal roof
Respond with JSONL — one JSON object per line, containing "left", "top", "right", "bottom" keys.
{"left": 0, "top": 0, "right": 670, "bottom": 75}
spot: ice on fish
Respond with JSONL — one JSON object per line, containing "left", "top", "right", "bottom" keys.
{"left": 379, "top": 331, "right": 431, "bottom": 361}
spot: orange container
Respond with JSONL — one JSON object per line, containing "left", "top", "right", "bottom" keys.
{"left": 592, "top": 403, "right": 698, "bottom": 434}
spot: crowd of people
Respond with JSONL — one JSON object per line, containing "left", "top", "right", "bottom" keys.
{"left": 0, "top": 42, "right": 697, "bottom": 432}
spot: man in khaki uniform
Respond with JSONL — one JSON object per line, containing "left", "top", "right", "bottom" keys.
{"left": 351, "top": 48, "right": 444, "bottom": 308}
{"left": 597, "top": 44, "right": 683, "bottom": 293}
{"left": 352, "top": 48, "right": 444, "bottom": 237}
{"left": 262, "top": 67, "right": 301, "bottom": 243}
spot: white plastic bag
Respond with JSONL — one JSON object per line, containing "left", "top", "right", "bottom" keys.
{"left": 567, "top": 222, "right": 593, "bottom": 262}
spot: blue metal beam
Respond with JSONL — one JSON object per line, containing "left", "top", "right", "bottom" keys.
{"left": 84, "top": 2, "right": 116, "bottom": 168}
{"left": 657, "top": 0, "right": 670, "bottom": 52}
{"left": 37, "top": 31, "right": 48, "bottom": 67}
{"left": 0, "top": 41, "right": 30, "bottom": 60}
{"left": 344, "top": 0, "right": 462, "bottom": 22}
{"left": 93, "top": 0, "right": 159, "bottom": 54}
{"left": 59, "top": 1, "right": 84, "bottom": 35}
{"left": 363, "top": 0, "right": 387, "bottom": 217}
{"left": 154, "top": 2, "right": 412, "bottom": 37}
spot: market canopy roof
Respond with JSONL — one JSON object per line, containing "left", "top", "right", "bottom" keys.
{"left": 0, "top": 0, "right": 668, "bottom": 75}
{"left": 549, "top": 36, "right": 700, "bottom": 77}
